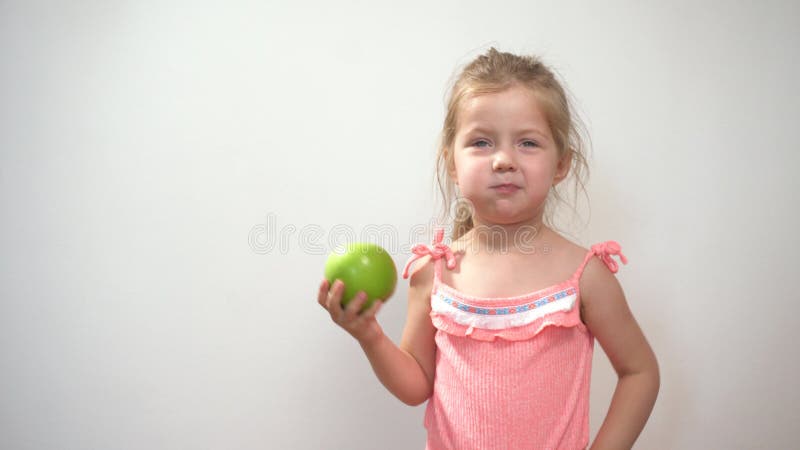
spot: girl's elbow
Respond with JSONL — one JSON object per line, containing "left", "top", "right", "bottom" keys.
{"left": 650, "top": 354, "right": 661, "bottom": 387}
{"left": 619, "top": 354, "right": 660, "bottom": 383}
{"left": 640, "top": 355, "right": 661, "bottom": 399}
{"left": 403, "top": 387, "right": 433, "bottom": 407}
{"left": 653, "top": 362, "right": 661, "bottom": 394}
{"left": 638, "top": 349, "right": 660, "bottom": 382}
{"left": 404, "top": 397, "right": 427, "bottom": 407}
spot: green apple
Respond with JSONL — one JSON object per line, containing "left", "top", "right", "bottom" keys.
{"left": 324, "top": 242, "right": 397, "bottom": 311}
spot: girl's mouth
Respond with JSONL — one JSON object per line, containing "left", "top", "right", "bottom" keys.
{"left": 491, "top": 184, "right": 520, "bottom": 194}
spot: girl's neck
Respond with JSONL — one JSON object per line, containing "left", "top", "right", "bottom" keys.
{"left": 463, "top": 217, "right": 552, "bottom": 255}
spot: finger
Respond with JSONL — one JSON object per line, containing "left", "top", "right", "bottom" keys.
{"left": 364, "top": 299, "right": 383, "bottom": 319}
{"left": 352, "top": 299, "right": 383, "bottom": 327}
{"left": 343, "top": 291, "right": 368, "bottom": 321}
{"left": 360, "top": 299, "right": 383, "bottom": 320}
{"left": 317, "top": 279, "right": 330, "bottom": 308}
{"left": 327, "top": 279, "right": 345, "bottom": 318}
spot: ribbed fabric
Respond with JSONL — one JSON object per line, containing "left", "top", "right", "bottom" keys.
{"left": 403, "top": 229, "right": 628, "bottom": 450}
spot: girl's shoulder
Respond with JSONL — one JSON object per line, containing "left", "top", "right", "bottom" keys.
{"left": 405, "top": 254, "right": 435, "bottom": 284}
{"left": 553, "top": 232, "right": 624, "bottom": 282}
{"left": 404, "top": 254, "right": 436, "bottom": 312}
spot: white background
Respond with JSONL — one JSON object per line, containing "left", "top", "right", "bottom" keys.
{"left": 2, "top": 1, "right": 798, "bottom": 449}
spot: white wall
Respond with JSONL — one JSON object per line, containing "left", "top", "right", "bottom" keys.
{"left": 2, "top": 1, "right": 798, "bottom": 449}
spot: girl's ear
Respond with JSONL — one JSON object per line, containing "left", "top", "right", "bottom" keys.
{"left": 446, "top": 148, "right": 458, "bottom": 184}
{"left": 553, "top": 150, "right": 573, "bottom": 186}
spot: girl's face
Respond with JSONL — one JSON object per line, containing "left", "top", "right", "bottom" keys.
{"left": 451, "top": 85, "right": 570, "bottom": 226}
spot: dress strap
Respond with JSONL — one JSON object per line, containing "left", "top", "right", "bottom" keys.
{"left": 402, "top": 227, "right": 458, "bottom": 282}
{"left": 574, "top": 240, "right": 628, "bottom": 280}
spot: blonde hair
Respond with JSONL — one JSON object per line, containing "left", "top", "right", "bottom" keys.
{"left": 434, "top": 47, "right": 592, "bottom": 242}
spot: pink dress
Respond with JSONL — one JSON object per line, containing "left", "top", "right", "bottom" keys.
{"left": 402, "top": 228, "right": 628, "bottom": 450}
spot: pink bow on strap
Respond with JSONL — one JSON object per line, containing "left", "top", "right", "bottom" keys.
{"left": 402, "top": 228, "right": 457, "bottom": 279}
{"left": 591, "top": 241, "right": 628, "bottom": 273}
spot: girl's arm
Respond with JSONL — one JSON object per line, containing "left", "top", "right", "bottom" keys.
{"left": 319, "top": 256, "right": 437, "bottom": 406}
{"left": 580, "top": 257, "right": 661, "bottom": 450}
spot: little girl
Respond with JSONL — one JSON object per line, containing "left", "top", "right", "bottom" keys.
{"left": 318, "top": 47, "right": 659, "bottom": 450}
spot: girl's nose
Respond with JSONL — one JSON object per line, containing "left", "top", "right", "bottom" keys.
{"left": 492, "top": 150, "right": 516, "bottom": 172}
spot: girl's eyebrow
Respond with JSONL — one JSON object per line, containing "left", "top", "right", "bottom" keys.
{"left": 463, "top": 126, "right": 550, "bottom": 140}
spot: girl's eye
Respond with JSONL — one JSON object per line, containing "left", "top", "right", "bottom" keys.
{"left": 471, "top": 139, "right": 538, "bottom": 148}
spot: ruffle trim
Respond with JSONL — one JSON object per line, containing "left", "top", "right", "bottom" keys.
{"left": 429, "top": 300, "right": 587, "bottom": 342}
{"left": 408, "top": 230, "right": 625, "bottom": 342}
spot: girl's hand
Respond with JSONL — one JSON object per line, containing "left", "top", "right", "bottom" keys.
{"left": 317, "top": 278, "right": 384, "bottom": 344}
